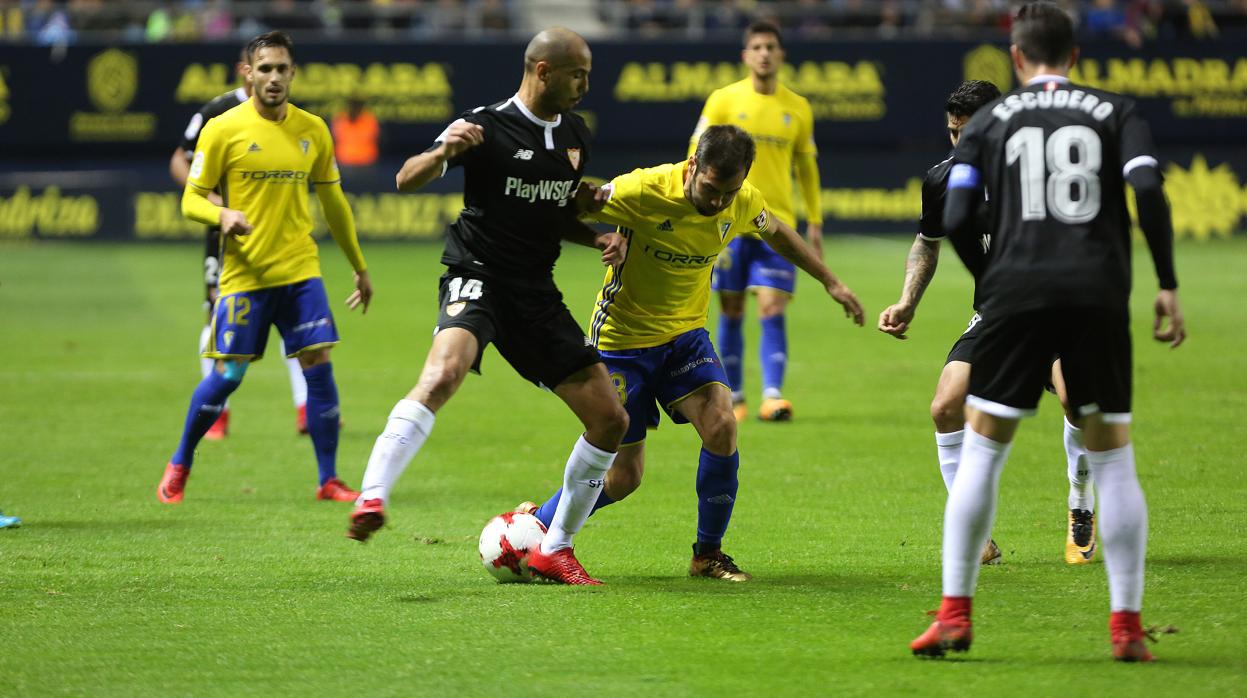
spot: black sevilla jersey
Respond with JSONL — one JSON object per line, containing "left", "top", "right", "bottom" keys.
{"left": 952, "top": 77, "right": 1159, "bottom": 315}
{"left": 919, "top": 155, "right": 992, "bottom": 309}
{"left": 435, "top": 97, "right": 591, "bottom": 287}
{"left": 179, "top": 87, "right": 249, "bottom": 154}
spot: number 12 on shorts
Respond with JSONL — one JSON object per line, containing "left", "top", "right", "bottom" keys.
{"left": 447, "top": 277, "right": 483, "bottom": 303}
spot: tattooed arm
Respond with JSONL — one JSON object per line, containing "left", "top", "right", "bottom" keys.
{"left": 877, "top": 235, "right": 941, "bottom": 340}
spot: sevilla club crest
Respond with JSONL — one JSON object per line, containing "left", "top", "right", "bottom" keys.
{"left": 567, "top": 148, "right": 581, "bottom": 170}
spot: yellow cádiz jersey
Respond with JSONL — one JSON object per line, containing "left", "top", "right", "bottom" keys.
{"left": 187, "top": 100, "right": 340, "bottom": 295}
{"left": 589, "top": 161, "right": 771, "bottom": 350}
{"left": 689, "top": 79, "right": 816, "bottom": 232}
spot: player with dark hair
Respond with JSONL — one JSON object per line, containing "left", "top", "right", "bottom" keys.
{"left": 909, "top": 2, "right": 1184, "bottom": 662}
{"left": 158, "top": 31, "right": 373, "bottom": 506}
{"left": 170, "top": 45, "right": 313, "bottom": 440}
{"left": 519, "top": 124, "right": 863, "bottom": 581}
{"left": 348, "top": 28, "right": 629, "bottom": 586}
{"left": 690, "top": 20, "right": 823, "bottom": 422}
{"left": 881, "top": 78, "right": 1101, "bottom": 567}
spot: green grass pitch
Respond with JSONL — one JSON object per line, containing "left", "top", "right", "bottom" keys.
{"left": 1, "top": 237, "right": 1244, "bottom": 695}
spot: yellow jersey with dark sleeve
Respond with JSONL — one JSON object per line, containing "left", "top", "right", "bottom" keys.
{"left": 689, "top": 79, "right": 818, "bottom": 232}
{"left": 589, "top": 161, "right": 771, "bottom": 350}
{"left": 187, "top": 100, "right": 341, "bottom": 295}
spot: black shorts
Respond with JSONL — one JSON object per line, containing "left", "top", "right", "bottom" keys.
{"left": 967, "top": 307, "right": 1131, "bottom": 423}
{"left": 204, "top": 227, "right": 223, "bottom": 305}
{"left": 435, "top": 268, "right": 601, "bottom": 390}
{"left": 944, "top": 312, "right": 983, "bottom": 364}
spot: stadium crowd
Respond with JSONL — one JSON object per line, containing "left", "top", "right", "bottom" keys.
{"left": 0, "top": 0, "right": 1243, "bottom": 42}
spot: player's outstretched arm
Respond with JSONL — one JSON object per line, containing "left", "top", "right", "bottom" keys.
{"left": 878, "top": 235, "right": 941, "bottom": 340}
{"left": 560, "top": 219, "right": 627, "bottom": 266}
{"left": 395, "top": 120, "right": 484, "bottom": 192}
{"left": 315, "top": 182, "right": 372, "bottom": 313}
{"left": 1128, "top": 165, "right": 1184, "bottom": 347}
{"left": 761, "top": 216, "right": 864, "bottom": 326}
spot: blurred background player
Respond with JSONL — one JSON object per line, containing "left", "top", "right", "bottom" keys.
{"left": 158, "top": 31, "right": 373, "bottom": 505}
{"left": 909, "top": 2, "right": 1184, "bottom": 662}
{"left": 331, "top": 93, "right": 381, "bottom": 177}
{"left": 348, "top": 28, "right": 629, "bottom": 586}
{"left": 170, "top": 44, "right": 311, "bottom": 439}
{"left": 878, "top": 79, "right": 1100, "bottom": 567}
{"left": 690, "top": 21, "right": 823, "bottom": 422}
{"left": 521, "top": 125, "right": 863, "bottom": 581}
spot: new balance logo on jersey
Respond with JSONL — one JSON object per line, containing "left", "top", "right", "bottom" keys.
{"left": 656, "top": 219, "right": 673, "bottom": 232}
{"left": 248, "top": 142, "right": 261, "bottom": 152}
{"left": 513, "top": 149, "right": 534, "bottom": 160}
{"left": 503, "top": 176, "right": 575, "bottom": 205}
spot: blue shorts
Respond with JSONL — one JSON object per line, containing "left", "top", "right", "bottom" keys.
{"left": 712, "top": 236, "right": 797, "bottom": 295}
{"left": 206, "top": 277, "right": 339, "bottom": 361}
{"left": 601, "top": 328, "right": 729, "bottom": 445}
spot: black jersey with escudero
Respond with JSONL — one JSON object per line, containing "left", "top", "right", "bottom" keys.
{"left": 919, "top": 155, "right": 992, "bottom": 308}
{"left": 434, "top": 97, "right": 591, "bottom": 288}
{"left": 951, "top": 78, "right": 1159, "bottom": 315}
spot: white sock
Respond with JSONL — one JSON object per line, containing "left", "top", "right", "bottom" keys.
{"left": 1087, "top": 443, "right": 1147, "bottom": 612}
{"left": 762, "top": 387, "right": 783, "bottom": 400}
{"left": 942, "top": 427, "right": 1011, "bottom": 597}
{"left": 281, "top": 339, "right": 309, "bottom": 407}
{"left": 540, "top": 435, "right": 616, "bottom": 553}
{"left": 935, "top": 430, "right": 965, "bottom": 492}
{"left": 199, "top": 325, "right": 227, "bottom": 409}
{"left": 358, "top": 399, "right": 436, "bottom": 503}
{"left": 730, "top": 390, "right": 745, "bottom": 404}
{"left": 199, "top": 325, "right": 215, "bottom": 379}
{"left": 1064, "top": 418, "right": 1095, "bottom": 511}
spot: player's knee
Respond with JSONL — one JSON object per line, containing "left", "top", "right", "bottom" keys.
{"left": 420, "top": 361, "right": 469, "bottom": 402}
{"left": 596, "top": 403, "right": 629, "bottom": 445}
{"left": 218, "top": 359, "right": 249, "bottom": 383}
{"left": 702, "top": 412, "right": 737, "bottom": 456}
{"left": 719, "top": 294, "right": 745, "bottom": 319}
{"left": 930, "top": 393, "right": 965, "bottom": 431}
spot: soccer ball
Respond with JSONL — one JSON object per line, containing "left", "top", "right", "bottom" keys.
{"left": 478, "top": 512, "right": 547, "bottom": 583}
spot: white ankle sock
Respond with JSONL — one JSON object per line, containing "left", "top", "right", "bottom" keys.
{"left": 1087, "top": 443, "right": 1147, "bottom": 612}
{"left": 358, "top": 399, "right": 436, "bottom": 503}
{"left": 935, "top": 430, "right": 965, "bottom": 492}
{"left": 541, "top": 435, "right": 616, "bottom": 553}
{"left": 1064, "top": 418, "right": 1095, "bottom": 511}
{"left": 286, "top": 353, "right": 308, "bottom": 408}
{"left": 943, "top": 427, "right": 1011, "bottom": 597}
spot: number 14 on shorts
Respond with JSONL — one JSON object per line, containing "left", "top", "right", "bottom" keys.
{"left": 447, "top": 277, "right": 483, "bottom": 302}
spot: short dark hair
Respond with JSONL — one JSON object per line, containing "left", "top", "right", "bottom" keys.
{"left": 743, "top": 20, "right": 783, "bottom": 49}
{"left": 945, "top": 80, "right": 1001, "bottom": 119}
{"left": 245, "top": 31, "right": 294, "bottom": 64}
{"left": 694, "top": 125, "right": 756, "bottom": 179}
{"left": 1011, "top": 2, "right": 1075, "bottom": 67}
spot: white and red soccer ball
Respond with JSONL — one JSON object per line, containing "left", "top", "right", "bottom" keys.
{"left": 478, "top": 512, "right": 546, "bottom": 583}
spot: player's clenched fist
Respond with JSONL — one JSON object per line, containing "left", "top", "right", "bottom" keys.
{"left": 438, "top": 121, "right": 485, "bottom": 159}
{"left": 219, "top": 208, "right": 253, "bottom": 237}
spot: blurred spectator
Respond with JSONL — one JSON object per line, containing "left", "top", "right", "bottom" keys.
{"left": 200, "top": 0, "right": 234, "bottom": 40}
{"left": 0, "top": 0, "right": 24, "bottom": 40}
{"left": 1085, "top": 0, "right": 1144, "bottom": 46}
{"left": 30, "top": 0, "right": 75, "bottom": 45}
{"left": 333, "top": 95, "right": 381, "bottom": 168}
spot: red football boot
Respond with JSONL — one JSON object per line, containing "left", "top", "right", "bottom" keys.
{"left": 204, "top": 408, "right": 230, "bottom": 441}
{"left": 347, "top": 498, "right": 385, "bottom": 542}
{"left": 157, "top": 463, "right": 190, "bottom": 504}
{"left": 527, "top": 546, "right": 603, "bottom": 585}
{"left": 911, "top": 597, "right": 973, "bottom": 658}
{"left": 1111, "top": 611, "right": 1155, "bottom": 662}
{"left": 317, "top": 477, "right": 361, "bottom": 503}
